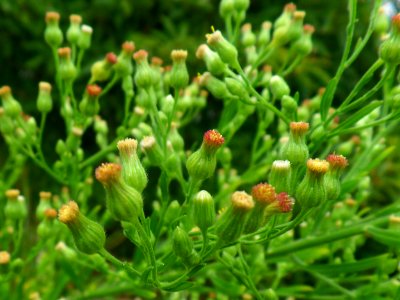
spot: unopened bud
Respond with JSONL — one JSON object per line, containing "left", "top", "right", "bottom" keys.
{"left": 59, "top": 201, "right": 105, "bottom": 254}
{"left": 193, "top": 190, "right": 215, "bottom": 233}
{"left": 170, "top": 50, "right": 189, "bottom": 89}
{"left": 66, "top": 14, "right": 82, "bottom": 44}
{"left": 44, "top": 12, "right": 63, "bottom": 48}
{"left": 206, "top": 30, "right": 240, "bottom": 70}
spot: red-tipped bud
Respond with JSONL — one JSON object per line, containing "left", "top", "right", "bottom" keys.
{"left": 326, "top": 154, "right": 348, "bottom": 170}
{"left": 133, "top": 49, "right": 148, "bottom": 62}
{"left": 203, "top": 129, "right": 225, "bottom": 152}
{"left": 290, "top": 122, "right": 309, "bottom": 136}
{"left": 86, "top": 84, "right": 102, "bottom": 97}
{"left": 106, "top": 52, "right": 118, "bottom": 64}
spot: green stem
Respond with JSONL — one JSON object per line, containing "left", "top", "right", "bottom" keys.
{"left": 98, "top": 248, "right": 141, "bottom": 277}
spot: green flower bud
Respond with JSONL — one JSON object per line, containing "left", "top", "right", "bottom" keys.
{"left": 66, "top": 14, "right": 82, "bottom": 44}
{"left": 58, "top": 48, "right": 77, "bottom": 81}
{"left": 241, "top": 23, "right": 256, "bottom": 47}
{"left": 170, "top": 50, "right": 189, "bottom": 90}
{"left": 233, "top": 0, "right": 250, "bottom": 12}
{"left": 172, "top": 226, "right": 200, "bottom": 268}
{"left": 325, "top": 154, "right": 348, "bottom": 201}
{"left": 161, "top": 94, "right": 175, "bottom": 117}
{"left": 66, "top": 126, "right": 83, "bottom": 151}
{"left": 5, "top": 189, "right": 27, "bottom": 221}
{"left": 186, "top": 130, "right": 225, "bottom": 181}
{"left": 169, "top": 122, "right": 185, "bottom": 153}
{"left": 128, "top": 106, "right": 146, "bottom": 129}
{"left": 193, "top": 190, "right": 215, "bottom": 233}
{"left": 196, "top": 44, "right": 227, "bottom": 76}
{"left": 244, "top": 183, "right": 277, "bottom": 233}
{"left": 37, "top": 208, "right": 58, "bottom": 239}
{"left": 379, "top": 14, "right": 400, "bottom": 65}
{"left": 258, "top": 22, "right": 272, "bottom": 46}
{"left": 36, "top": 191, "right": 52, "bottom": 221}
{"left": 217, "top": 147, "right": 232, "bottom": 167}
{"left": 219, "top": 0, "right": 235, "bottom": 18}
{"left": 206, "top": 30, "right": 240, "bottom": 71}
{"left": 90, "top": 52, "right": 117, "bottom": 82}
{"left": 280, "top": 122, "right": 309, "bottom": 166}
{"left": 374, "top": 7, "right": 389, "bottom": 35}
{"left": 281, "top": 95, "right": 297, "bottom": 119}
{"left": 95, "top": 163, "right": 143, "bottom": 222}
{"left": 117, "top": 138, "right": 148, "bottom": 193}
{"left": 269, "top": 160, "right": 291, "bottom": 193}
{"left": 0, "top": 86, "right": 22, "bottom": 118}
{"left": 44, "top": 12, "right": 63, "bottom": 48}
{"left": 224, "top": 77, "right": 249, "bottom": 100}
{"left": 77, "top": 25, "right": 93, "bottom": 50}
{"left": 55, "top": 241, "right": 78, "bottom": 261}
{"left": 291, "top": 24, "right": 315, "bottom": 56}
{"left": 259, "top": 64, "right": 272, "bottom": 87}
{"left": 296, "top": 159, "right": 329, "bottom": 209}
{"left": 274, "top": 3, "right": 296, "bottom": 29}
{"left": 133, "top": 50, "right": 155, "bottom": 89}
{"left": 140, "top": 136, "right": 164, "bottom": 166}
{"left": 164, "top": 200, "right": 181, "bottom": 224}
{"left": 199, "top": 72, "right": 232, "bottom": 100}
{"left": 79, "top": 84, "right": 102, "bottom": 117}
{"left": 59, "top": 201, "right": 106, "bottom": 254}
{"left": 216, "top": 191, "right": 254, "bottom": 245}
{"left": 270, "top": 75, "right": 290, "bottom": 100}
{"left": 114, "top": 41, "right": 135, "bottom": 77}
{"left": 0, "top": 108, "right": 15, "bottom": 134}
{"left": 37, "top": 82, "right": 53, "bottom": 113}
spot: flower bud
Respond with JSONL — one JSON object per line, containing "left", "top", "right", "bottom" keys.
{"left": 169, "top": 122, "right": 185, "bottom": 153}
{"left": 37, "top": 82, "right": 53, "bottom": 113}
{"left": 59, "top": 201, "right": 106, "bottom": 254}
{"left": 38, "top": 208, "right": 58, "bottom": 238}
{"left": 216, "top": 191, "right": 254, "bottom": 245}
{"left": 58, "top": 47, "right": 77, "bottom": 81}
{"left": 296, "top": 159, "right": 329, "bottom": 209}
{"left": 325, "top": 154, "right": 348, "bottom": 201}
{"left": 374, "top": 7, "right": 389, "bottom": 35}
{"left": 193, "top": 190, "right": 215, "bottom": 233}
{"left": 241, "top": 23, "right": 256, "bottom": 47}
{"left": 133, "top": 50, "right": 155, "bottom": 89}
{"left": 0, "top": 86, "right": 22, "bottom": 117}
{"left": 0, "top": 108, "right": 14, "bottom": 134}
{"left": 199, "top": 72, "right": 232, "bottom": 100}
{"left": 379, "top": 14, "right": 400, "bottom": 65}
{"left": 172, "top": 226, "right": 200, "bottom": 268}
{"left": 79, "top": 84, "right": 102, "bottom": 117}
{"left": 164, "top": 200, "right": 181, "bottom": 224}
{"left": 114, "top": 41, "right": 135, "bottom": 77}
{"left": 170, "top": 50, "right": 189, "bottom": 90}
{"left": 66, "top": 14, "right": 82, "bottom": 44}
{"left": 219, "top": 0, "right": 235, "bottom": 18}
{"left": 117, "top": 138, "right": 148, "bottom": 193}
{"left": 5, "top": 189, "right": 27, "bottom": 221}
{"left": 90, "top": 52, "right": 117, "bottom": 82}
{"left": 264, "top": 192, "right": 294, "bottom": 221}
{"left": 196, "top": 44, "right": 227, "bottom": 76}
{"left": 44, "top": 12, "right": 63, "bottom": 48}
{"left": 77, "top": 25, "right": 93, "bottom": 50}
{"left": 244, "top": 183, "right": 276, "bottom": 233}
{"left": 36, "top": 191, "right": 52, "bottom": 221}
{"left": 269, "top": 160, "right": 291, "bottom": 193}
{"left": 269, "top": 75, "right": 290, "bottom": 100}
{"left": 140, "top": 136, "right": 164, "bottom": 166}
{"left": 234, "top": 0, "right": 250, "bottom": 12}
{"left": 224, "top": 77, "right": 249, "bottom": 100}
{"left": 0, "top": 251, "right": 10, "bottom": 265}
{"left": 281, "top": 95, "right": 297, "bottom": 119}
{"left": 186, "top": 130, "right": 225, "bottom": 181}
{"left": 274, "top": 3, "right": 296, "bottom": 29}
{"left": 258, "top": 21, "right": 272, "bottom": 46}
{"left": 292, "top": 24, "right": 315, "bottom": 56}
{"left": 280, "top": 122, "right": 309, "bottom": 166}
{"left": 95, "top": 163, "right": 143, "bottom": 222}
{"left": 206, "top": 30, "right": 240, "bottom": 71}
